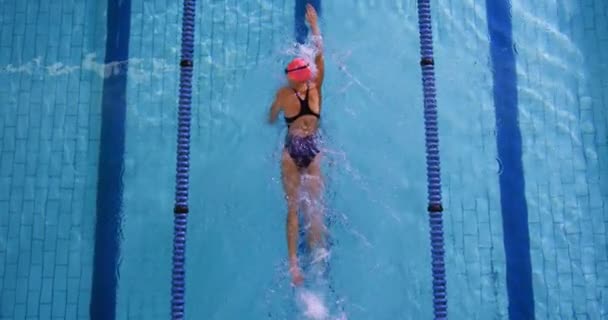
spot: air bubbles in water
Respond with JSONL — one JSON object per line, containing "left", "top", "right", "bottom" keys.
{"left": 496, "top": 157, "right": 504, "bottom": 175}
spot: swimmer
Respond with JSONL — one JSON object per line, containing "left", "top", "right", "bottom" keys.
{"left": 268, "top": 4, "right": 325, "bottom": 286}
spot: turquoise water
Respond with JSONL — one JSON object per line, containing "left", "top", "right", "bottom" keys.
{"left": 0, "top": 0, "right": 607, "bottom": 319}
{"left": 0, "top": 1, "right": 106, "bottom": 318}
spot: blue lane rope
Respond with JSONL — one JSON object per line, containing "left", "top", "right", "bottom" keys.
{"left": 415, "top": 1, "right": 447, "bottom": 319}
{"left": 171, "top": 0, "right": 196, "bottom": 319}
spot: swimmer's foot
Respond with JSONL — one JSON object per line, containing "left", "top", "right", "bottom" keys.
{"left": 290, "top": 258, "right": 304, "bottom": 286}
{"left": 290, "top": 265, "right": 304, "bottom": 286}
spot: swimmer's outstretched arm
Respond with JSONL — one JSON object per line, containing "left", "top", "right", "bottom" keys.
{"left": 306, "top": 4, "right": 324, "bottom": 87}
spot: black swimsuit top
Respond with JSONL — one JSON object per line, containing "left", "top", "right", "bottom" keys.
{"left": 284, "top": 86, "right": 320, "bottom": 126}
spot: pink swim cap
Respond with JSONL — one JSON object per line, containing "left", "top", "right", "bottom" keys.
{"left": 284, "top": 58, "right": 312, "bottom": 82}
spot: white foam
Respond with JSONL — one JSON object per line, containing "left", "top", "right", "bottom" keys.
{"left": 283, "top": 38, "right": 321, "bottom": 78}
{"left": 297, "top": 289, "right": 329, "bottom": 320}
{"left": 311, "top": 247, "right": 330, "bottom": 265}
{"left": 333, "top": 312, "right": 348, "bottom": 320}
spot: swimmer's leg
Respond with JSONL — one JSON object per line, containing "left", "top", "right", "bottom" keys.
{"left": 282, "top": 150, "right": 303, "bottom": 285}
{"left": 302, "top": 154, "right": 326, "bottom": 251}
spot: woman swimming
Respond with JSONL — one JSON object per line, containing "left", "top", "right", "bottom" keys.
{"left": 268, "top": 4, "right": 325, "bottom": 286}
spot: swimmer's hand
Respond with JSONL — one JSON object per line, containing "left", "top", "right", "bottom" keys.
{"left": 305, "top": 4, "right": 320, "bottom": 34}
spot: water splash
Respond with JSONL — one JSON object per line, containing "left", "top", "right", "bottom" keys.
{"left": 296, "top": 287, "right": 348, "bottom": 320}
{"left": 297, "top": 289, "right": 329, "bottom": 320}
{"left": 283, "top": 38, "right": 321, "bottom": 78}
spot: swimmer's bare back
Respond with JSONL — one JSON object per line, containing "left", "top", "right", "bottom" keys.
{"left": 271, "top": 84, "right": 322, "bottom": 136}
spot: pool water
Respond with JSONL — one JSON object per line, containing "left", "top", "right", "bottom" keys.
{"left": 0, "top": 0, "right": 607, "bottom": 319}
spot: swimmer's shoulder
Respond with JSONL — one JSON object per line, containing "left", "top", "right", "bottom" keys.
{"left": 278, "top": 86, "right": 292, "bottom": 94}
{"left": 271, "top": 87, "right": 290, "bottom": 111}
{"left": 276, "top": 86, "right": 293, "bottom": 101}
